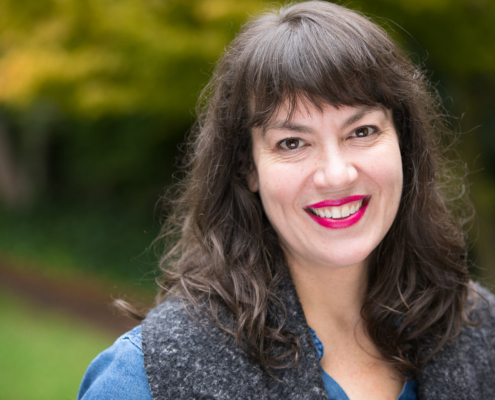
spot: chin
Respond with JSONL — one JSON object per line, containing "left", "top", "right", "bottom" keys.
{"left": 306, "top": 247, "right": 373, "bottom": 270}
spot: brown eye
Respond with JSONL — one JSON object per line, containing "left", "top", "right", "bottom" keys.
{"left": 281, "top": 138, "right": 302, "bottom": 149}
{"left": 354, "top": 127, "right": 375, "bottom": 137}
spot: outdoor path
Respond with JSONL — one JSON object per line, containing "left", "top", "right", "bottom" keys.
{"left": 0, "top": 260, "right": 155, "bottom": 336}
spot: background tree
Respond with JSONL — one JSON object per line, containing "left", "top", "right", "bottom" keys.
{"left": 0, "top": 0, "right": 494, "bottom": 286}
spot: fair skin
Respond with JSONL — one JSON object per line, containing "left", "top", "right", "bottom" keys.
{"left": 248, "top": 100, "right": 404, "bottom": 400}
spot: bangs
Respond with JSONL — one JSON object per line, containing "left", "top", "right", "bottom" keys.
{"left": 238, "top": 5, "right": 405, "bottom": 127}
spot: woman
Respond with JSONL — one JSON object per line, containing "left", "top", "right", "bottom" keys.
{"left": 78, "top": 1, "right": 495, "bottom": 399}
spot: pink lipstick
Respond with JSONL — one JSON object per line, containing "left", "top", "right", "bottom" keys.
{"left": 306, "top": 195, "right": 370, "bottom": 229}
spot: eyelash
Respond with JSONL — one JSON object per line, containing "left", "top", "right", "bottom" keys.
{"left": 276, "top": 125, "right": 379, "bottom": 150}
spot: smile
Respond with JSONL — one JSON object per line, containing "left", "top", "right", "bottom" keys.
{"left": 309, "top": 198, "right": 364, "bottom": 219}
{"left": 305, "top": 195, "right": 370, "bottom": 229}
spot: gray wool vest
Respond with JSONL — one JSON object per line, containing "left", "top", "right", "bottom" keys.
{"left": 142, "top": 277, "right": 495, "bottom": 400}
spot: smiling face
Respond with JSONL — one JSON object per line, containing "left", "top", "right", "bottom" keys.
{"left": 248, "top": 101, "right": 403, "bottom": 272}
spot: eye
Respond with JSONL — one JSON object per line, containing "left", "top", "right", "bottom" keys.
{"left": 279, "top": 138, "right": 303, "bottom": 150}
{"left": 352, "top": 126, "right": 377, "bottom": 138}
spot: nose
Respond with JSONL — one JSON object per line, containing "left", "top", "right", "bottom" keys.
{"left": 312, "top": 147, "right": 358, "bottom": 189}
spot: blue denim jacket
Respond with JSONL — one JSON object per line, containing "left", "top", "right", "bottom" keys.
{"left": 78, "top": 326, "right": 152, "bottom": 400}
{"left": 78, "top": 325, "right": 416, "bottom": 400}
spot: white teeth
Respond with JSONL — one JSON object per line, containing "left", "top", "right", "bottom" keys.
{"left": 310, "top": 198, "right": 366, "bottom": 219}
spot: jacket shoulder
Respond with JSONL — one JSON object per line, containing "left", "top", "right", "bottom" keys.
{"left": 417, "top": 282, "right": 495, "bottom": 400}
{"left": 141, "top": 297, "right": 268, "bottom": 399}
{"left": 141, "top": 293, "right": 327, "bottom": 400}
{"left": 142, "top": 296, "right": 208, "bottom": 346}
{"left": 469, "top": 282, "right": 495, "bottom": 321}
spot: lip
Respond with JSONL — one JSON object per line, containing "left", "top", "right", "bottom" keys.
{"left": 306, "top": 195, "right": 367, "bottom": 208}
{"left": 306, "top": 196, "right": 370, "bottom": 229}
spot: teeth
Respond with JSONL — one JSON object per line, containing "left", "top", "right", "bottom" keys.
{"left": 310, "top": 198, "right": 365, "bottom": 219}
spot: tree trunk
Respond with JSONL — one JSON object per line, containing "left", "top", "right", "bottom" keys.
{"left": 0, "top": 120, "right": 31, "bottom": 209}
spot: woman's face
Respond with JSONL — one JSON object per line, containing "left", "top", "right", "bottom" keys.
{"left": 248, "top": 101, "right": 403, "bottom": 271}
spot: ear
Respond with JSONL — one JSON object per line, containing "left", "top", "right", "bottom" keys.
{"left": 247, "top": 164, "right": 259, "bottom": 193}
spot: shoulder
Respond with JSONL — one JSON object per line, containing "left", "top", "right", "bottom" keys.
{"left": 468, "top": 281, "right": 495, "bottom": 323}
{"left": 142, "top": 296, "right": 260, "bottom": 398}
{"left": 417, "top": 282, "right": 495, "bottom": 400}
{"left": 142, "top": 296, "right": 247, "bottom": 379}
{"left": 142, "top": 296, "right": 226, "bottom": 349}
{"left": 142, "top": 296, "right": 202, "bottom": 337}
{"left": 141, "top": 294, "right": 328, "bottom": 400}
{"left": 460, "top": 282, "right": 495, "bottom": 353}
{"left": 77, "top": 325, "right": 152, "bottom": 400}
{"left": 458, "top": 282, "right": 495, "bottom": 349}
{"left": 460, "top": 282, "right": 495, "bottom": 355}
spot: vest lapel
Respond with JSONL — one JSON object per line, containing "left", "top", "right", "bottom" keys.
{"left": 142, "top": 272, "right": 328, "bottom": 399}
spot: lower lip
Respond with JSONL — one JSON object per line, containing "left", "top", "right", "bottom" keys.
{"left": 307, "top": 198, "right": 369, "bottom": 229}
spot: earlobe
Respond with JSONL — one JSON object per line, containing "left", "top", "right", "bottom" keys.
{"left": 247, "top": 165, "right": 259, "bottom": 193}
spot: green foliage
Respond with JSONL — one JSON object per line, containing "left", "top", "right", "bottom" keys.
{"left": 367, "top": 0, "right": 495, "bottom": 76}
{"left": 1, "top": 0, "right": 495, "bottom": 284}
{"left": 2, "top": 0, "right": 494, "bottom": 206}
{"left": 0, "top": 0, "right": 269, "bottom": 206}
{"left": 0, "top": 290, "right": 114, "bottom": 400}
{"left": 0, "top": 203, "right": 159, "bottom": 287}
{"left": 0, "top": 0, "right": 267, "bottom": 118}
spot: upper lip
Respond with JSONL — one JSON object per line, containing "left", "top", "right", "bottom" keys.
{"left": 306, "top": 195, "right": 368, "bottom": 208}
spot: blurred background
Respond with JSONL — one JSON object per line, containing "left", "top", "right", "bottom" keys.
{"left": 0, "top": 0, "right": 494, "bottom": 398}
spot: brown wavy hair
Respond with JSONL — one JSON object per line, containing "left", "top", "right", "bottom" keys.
{"left": 147, "top": 1, "right": 473, "bottom": 378}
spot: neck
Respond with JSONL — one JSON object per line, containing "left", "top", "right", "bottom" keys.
{"left": 288, "top": 258, "right": 368, "bottom": 333}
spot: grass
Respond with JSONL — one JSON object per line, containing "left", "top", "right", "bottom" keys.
{"left": 0, "top": 290, "right": 116, "bottom": 400}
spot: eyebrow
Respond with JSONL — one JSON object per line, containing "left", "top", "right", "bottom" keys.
{"left": 262, "top": 105, "right": 385, "bottom": 137}
{"left": 262, "top": 120, "right": 315, "bottom": 137}
{"left": 342, "top": 105, "right": 384, "bottom": 129}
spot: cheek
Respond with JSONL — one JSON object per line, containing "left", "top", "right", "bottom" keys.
{"left": 259, "top": 167, "right": 292, "bottom": 203}
{"left": 366, "top": 141, "right": 402, "bottom": 180}
{"left": 379, "top": 157, "right": 402, "bottom": 187}
{"left": 358, "top": 144, "right": 403, "bottom": 211}
{"left": 257, "top": 163, "right": 307, "bottom": 213}
{"left": 386, "top": 150, "right": 403, "bottom": 195}
{"left": 373, "top": 148, "right": 403, "bottom": 206}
